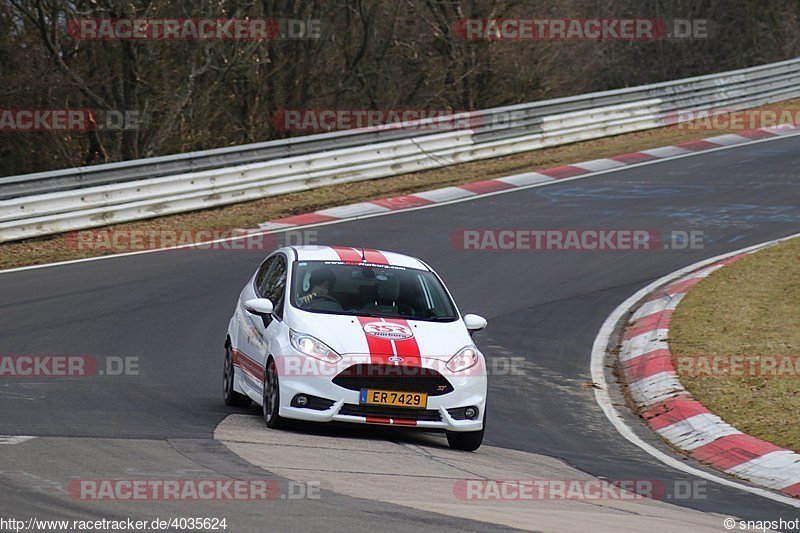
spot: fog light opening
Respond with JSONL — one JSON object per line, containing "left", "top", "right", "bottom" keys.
{"left": 294, "top": 394, "right": 309, "bottom": 407}
{"left": 464, "top": 406, "right": 479, "bottom": 420}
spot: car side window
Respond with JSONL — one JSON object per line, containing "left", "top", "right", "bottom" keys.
{"left": 255, "top": 256, "right": 276, "bottom": 295}
{"left": 262, "top": 255, "right": 288, "bottom": 318}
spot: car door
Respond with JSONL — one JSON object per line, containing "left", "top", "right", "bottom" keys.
{"left": 252, "top": 253, "right": 289, "bottom": 375}
{"left": 236, "top": 255, "right": 276, "bottom": 393}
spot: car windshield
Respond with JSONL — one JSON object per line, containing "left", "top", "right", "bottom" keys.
{"left": 291, "top": 260, "right": 458, "bottom": 321}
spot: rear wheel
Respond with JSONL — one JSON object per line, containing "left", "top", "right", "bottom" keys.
{"left": 446, "top": 412, "right": 485, "bottom": 451}
{"left": 262, "top": 358, "right": 289, "bottom": 429}
{"left": 223, "top": 347, "right": 251, "bottom": 407}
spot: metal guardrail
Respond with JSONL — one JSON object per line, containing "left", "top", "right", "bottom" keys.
{"left": 2, "top": 57, "right": 799, "bottom": 243}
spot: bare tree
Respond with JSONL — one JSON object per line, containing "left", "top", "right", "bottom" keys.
{"left": 2, "top": 0, "right": 799, "bottom": 176}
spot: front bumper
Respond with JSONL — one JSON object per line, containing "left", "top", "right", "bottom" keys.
{"left": 275, "top": 353, "right": 487, "bottom": 432}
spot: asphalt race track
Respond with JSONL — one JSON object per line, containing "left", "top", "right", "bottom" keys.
{"left": 2, "top": 135, "right": 800, "bottom": 530}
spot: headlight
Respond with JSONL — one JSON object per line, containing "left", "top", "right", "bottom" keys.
{"left": 446, "top": 345, "right": 481, "bottom": 373}
{"left": 290, "top": 329, "right": 341, "bottom": 363}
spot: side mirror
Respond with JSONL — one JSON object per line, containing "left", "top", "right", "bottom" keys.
{"left": 244, "top": 298, "right": 274, "bottom": 316}
{"left": 463, "top": 313, "right": 487, "bottom": 333}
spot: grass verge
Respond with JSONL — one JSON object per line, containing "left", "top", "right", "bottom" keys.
{"left": 2, "top": 98, "right": 800, "bottom": 270}
{"left": 669, "top": 237, "right": 800, "bottom": 452}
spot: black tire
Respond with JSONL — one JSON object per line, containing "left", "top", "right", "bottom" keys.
{"left": 262, "top": 358, "right": 289, "bottom": 429}
{"left": 446, "top": 412, "right": 485, "bottom": 451}
{"left": 223, "top": 346, "right": 252, "bottom": 407}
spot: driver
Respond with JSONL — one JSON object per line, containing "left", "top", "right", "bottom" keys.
{"left": 299, "top": 268, "right": 337, "bottom": 305}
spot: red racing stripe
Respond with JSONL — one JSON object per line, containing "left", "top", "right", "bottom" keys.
{"left": 357, "top": 316, "right": 394, "bottom": 364}
{"left": 362, "top": 249, "right": 389, "bottom": 265}
{"left": 364, "top": 417, "right": 417, "bottom": 426}
{"left": 330, "top": 246, "right": 389, "bottom": 265}
{"left": 232, "top": 349, "right": 265, "bottom": 382}
{"left": 330, "top": 246, "right": 363, "bottom": 263}
{"left": 383, "top": 318, "right": 421, "bottom": 366}
{"left": 365, "top": 416, "right": 391, "bottom": 425}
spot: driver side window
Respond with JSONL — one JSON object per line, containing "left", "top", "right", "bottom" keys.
{"left": 260, "top": 255, "right": 287, "bottom": 318}
{"left": 255, "top": 256, "right": 276, "bottom": 296}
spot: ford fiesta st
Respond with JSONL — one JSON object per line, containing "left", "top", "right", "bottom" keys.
{"left": 223, "top": 245, "right": 489, "bottom": 450}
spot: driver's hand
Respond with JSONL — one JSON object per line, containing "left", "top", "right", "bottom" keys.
{"left": 299, "top": 292, "right": 317, "bottom": 305}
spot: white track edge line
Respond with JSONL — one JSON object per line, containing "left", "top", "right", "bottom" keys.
{"left": 590, "top": 232, "right": 800, "bottom": 508}
{"left": 3, "top": 130, "right": 800, "bottom": 276}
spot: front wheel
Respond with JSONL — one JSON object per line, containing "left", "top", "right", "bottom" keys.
{"left": 446, "top": 412, "right": 485, "bottom": 451}
{"left": 262, "top": 358, "right": 289, "bottom": 429}
{"left": 223, "top": 347, "right": 251, "bottom": 407}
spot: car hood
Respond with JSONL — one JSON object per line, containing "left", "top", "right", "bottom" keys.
{"left": 289, "top": 310, "right": 473, "bottom": 361}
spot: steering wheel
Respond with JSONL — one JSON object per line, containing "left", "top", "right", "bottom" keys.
{"left": 310, "top": 295, "right": 344, "bottom": 311}
{"left": 397, "top": 303, "right": 415, "bottom": 316}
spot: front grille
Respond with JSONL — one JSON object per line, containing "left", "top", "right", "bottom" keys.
{"left": 332, "top": 364, "right": 454, "bottom": 396}
{"left": 339, "top": 404, "right": 442, "bottom": 422}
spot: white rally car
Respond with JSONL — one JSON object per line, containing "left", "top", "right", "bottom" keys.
{"left": 223, "top": 245, "right": 489, "bottom": 450}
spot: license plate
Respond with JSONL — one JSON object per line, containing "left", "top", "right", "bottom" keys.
{"left": 360, "top": 389, "right": 427, "bottom": 408}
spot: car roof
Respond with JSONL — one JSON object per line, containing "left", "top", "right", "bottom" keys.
{"left": 289, "top": 245, "right": 430, "bottom": 270}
